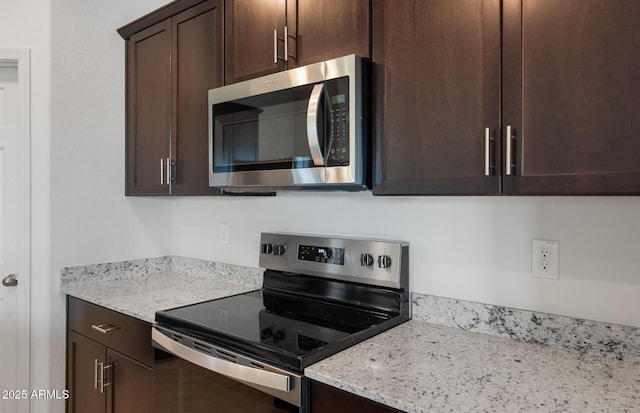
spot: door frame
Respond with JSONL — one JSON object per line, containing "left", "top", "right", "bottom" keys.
{"left": 0, "top": 48, "right": 31, "bottom": 410}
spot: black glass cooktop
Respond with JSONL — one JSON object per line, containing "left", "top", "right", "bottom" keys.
{"left": 155, "top": 288, "right": 399, "bottom": 372}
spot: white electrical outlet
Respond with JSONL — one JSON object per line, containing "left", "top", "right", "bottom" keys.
{"left": 531, "top": 239, "right": 559, "bottom": 279}
{"left": 219, "top": 222, "right": 229, "bottom": 244}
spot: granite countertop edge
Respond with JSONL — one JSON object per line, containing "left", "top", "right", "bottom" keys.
{"left": 304, "top": 319, "right": 640, "bottom": 413}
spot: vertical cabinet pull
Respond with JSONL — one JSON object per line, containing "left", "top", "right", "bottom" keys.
{"left": 273, "top": 29, "right": 278, "bottom": 64}
{"left": 284, "top": 26, "right": 289, "bottom": 62}
{"left": 94, "top": 359, "right": 99, "bottom": 390}
{"left": 98, "top": 362, "right": 112, "bottom": 394}
{"left": 94, "top": 360, "right": 112, "bottom": 394}
{"left": 274, "top": 26, "right": 296, "bottom": 64}
{"left": 505, "top": 125, "right": 513, "bottom": 176}
{"left": 484, "top": 127, "right": 495, "bottom": 176}
{"left": 166, "top": 157, "right": 172, "bottom": 183}
{"left": 160, "top": 158, "right": 175, "bottom": 185}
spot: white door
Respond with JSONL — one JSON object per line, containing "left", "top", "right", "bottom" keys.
{"left": 0, "top": 50, "right": 30, "bottom": 413}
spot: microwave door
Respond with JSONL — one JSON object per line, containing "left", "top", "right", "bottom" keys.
{"left": 306, "top": 84, "right": 326, "bottom": 167}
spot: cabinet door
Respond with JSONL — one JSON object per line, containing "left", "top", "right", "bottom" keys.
{"left": 503, "top": 0, "right": 640, "bottom": 194}
{"left": 290, "top": 0, "right": 370, "bottom": 68}
{"left": 225, "top": 0, "right": 286, "bottom": 84}
{"left": 311, "top": 381, "right": 402, "bottom": 413}
{"left": 67, "top": 331, "right": 106, "bottom": 413}
{"left": 171, "top": 0, "right": 224, "bottom": 195}
{"left": 125, "top": 20, "right": 171, "bottom": 195}
{"left": 372, "top": 0, "right": 501, "bottom": 195}
{"left": 106, "top": 349, "right": 154, "bottom": 413}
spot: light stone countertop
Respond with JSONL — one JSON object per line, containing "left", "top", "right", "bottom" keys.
{"left": 305, "top": 320, "right": 640, "bottom": 413}
{"left": 59, "top": 256, "right": 263, "bottom": 323}
{"left": 61, "top": 272, "right": 257, "bottom": 323}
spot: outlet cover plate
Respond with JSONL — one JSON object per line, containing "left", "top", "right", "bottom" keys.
{"left": 531, "top": 239, "right": 559, "bottom": 279}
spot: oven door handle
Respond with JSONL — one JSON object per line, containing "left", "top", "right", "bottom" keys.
{"left": 152, "top": 328, "right": 292, "bottom": 392}
{"left": 306, "top": 83, "right": 326, "bottom": 167}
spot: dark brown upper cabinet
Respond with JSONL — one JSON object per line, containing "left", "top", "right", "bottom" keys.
{"left": 372, "top": 0, "right": 501, "bottom": 195}
{"left": 224, "top": 0, "right": 370, "bottom": 85}
{"left": 373, "top": 0, "right": 640, "bottom": 195}
{"left": 502, "top": 0, "right": 640, "bottom": 194}
{"left": 119, "top": 0, "right": 224, "bottom": 195}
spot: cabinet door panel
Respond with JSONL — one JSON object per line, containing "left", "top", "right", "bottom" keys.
{"left": 503, "top": 0, "right": 640, "bottom": 194}
{"left": 225, "top": 0, "right": 286, "bottom": 84}
{"left": 372, "top": 0, "right": 501, "bottom": 195}
{"left": 291, "top": 0, "right": 370, "bottom": 68}
{"left": 311, "top": 381, "right": 402, "bottom": 413}
{"left": 106, "top": 349, "right": 154, "bottom": 413}
{"left": 172, "top": 0, "right": 224, "bottom": 195}
{"left": 67, "top": 331, "right": 106, "bottom": 413}
{"left": 126, "top": 20, "right": 171, "bottom": 195}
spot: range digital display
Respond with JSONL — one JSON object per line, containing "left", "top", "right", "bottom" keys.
{"left": 298, "top": 245, "right": 345, "bottom": 265}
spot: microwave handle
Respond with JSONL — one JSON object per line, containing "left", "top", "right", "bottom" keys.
{"left": 306, "top": 83, "right": 326, "bottom": 167}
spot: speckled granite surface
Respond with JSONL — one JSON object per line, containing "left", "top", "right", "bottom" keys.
{"left": 59, "top": 256, "right": 262, "bottom": 322}
{"left": 60, "top": 255, "right": 263, "bottom": 289}
{"left": 412, "top": 293, "right": 640, "bottom": 364}
{"left": 170, "top": 256, "right": 262, "bottom": 288}
{"left": 58, "top": 256, "right": 171, "bottom": 289}
{"left": 305, "top": 320, "right": 640, "bottom": 413}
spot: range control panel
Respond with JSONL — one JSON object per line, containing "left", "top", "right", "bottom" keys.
{"left": 259, "top": 233, "right": 408, "bottom": 289}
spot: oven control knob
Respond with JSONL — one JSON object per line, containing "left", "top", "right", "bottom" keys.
{"left": 260, "top": 328, "right": 273, "bottom": 339}
{"left": 360, "top": 253, "right": 374, "bottom": 267}
{"left": 273, "top": 244, "right": 286, "bottom": 256}
{"left": 261, "top": 243, "right": 274, "bottom": 254}
{"left": 377, "top": 255, "right": 392, "bottom": 269}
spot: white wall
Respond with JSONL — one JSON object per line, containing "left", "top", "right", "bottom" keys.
{"left": 49, "top": 0, "right": 171, "bottom": 412}
{"left": 172, "top": 193, "right": 640, "bottom": 328}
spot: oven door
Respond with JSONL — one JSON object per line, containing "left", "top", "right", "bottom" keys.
{"left": 152, "top": 327, "right": 307, "bottom": 413}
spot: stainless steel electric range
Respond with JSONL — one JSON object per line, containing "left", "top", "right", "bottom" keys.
{"left": 152, "top": 233, "right": 409, "bottom": 412}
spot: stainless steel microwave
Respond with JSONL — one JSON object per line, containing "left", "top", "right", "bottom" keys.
{"left": 208, "top": 55, "right": 370, "bottom": 192}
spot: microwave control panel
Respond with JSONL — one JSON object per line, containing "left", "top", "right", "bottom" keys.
{"left": 326, "top": 77, "right": 350, "bottom": 167}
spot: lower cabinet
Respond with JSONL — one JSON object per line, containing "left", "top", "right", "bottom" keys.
{"left": 66, "top": 297, "right": 153, "bottom": 413}
{"left": 311, "top": 381, "right": 402, "bottom": 413}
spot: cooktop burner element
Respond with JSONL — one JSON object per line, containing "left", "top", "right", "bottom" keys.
{"left": 154, "top": 232, "right": 410, "bottom": 399}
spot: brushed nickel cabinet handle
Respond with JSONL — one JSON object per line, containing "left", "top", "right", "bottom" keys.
{"left": 91, "top": 323, "right": 118, "bottom": 334}
{"left": 505, "top": 125, "right": 512, "bottom": 176}
{"left": 94, "top": 359, "right": 99, "bottom": 390}
{"left": 484, "top": 128, "right": 491, "bottom": 176}
{"left": 160, "top": 158, "right": 165, "bottom": 185}
{"left": 166, "top": 157, "right": 173, "bottom": 184}
{"left": 98, "top": 362, "right": 112, "bottom": 394}
{"left": 273, "top": 29, "right": 278, "bottom": 64}
{"left": 284, "top": 26, "right": 288, "bottom": 62}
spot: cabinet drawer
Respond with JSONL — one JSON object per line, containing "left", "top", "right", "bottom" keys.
{"left": 68, "top": 297, "right": 153, "bottom": 367}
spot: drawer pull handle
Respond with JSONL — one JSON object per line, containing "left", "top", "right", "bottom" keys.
{"left": 91, "top": 323, "right": 118, "bottom": 334}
